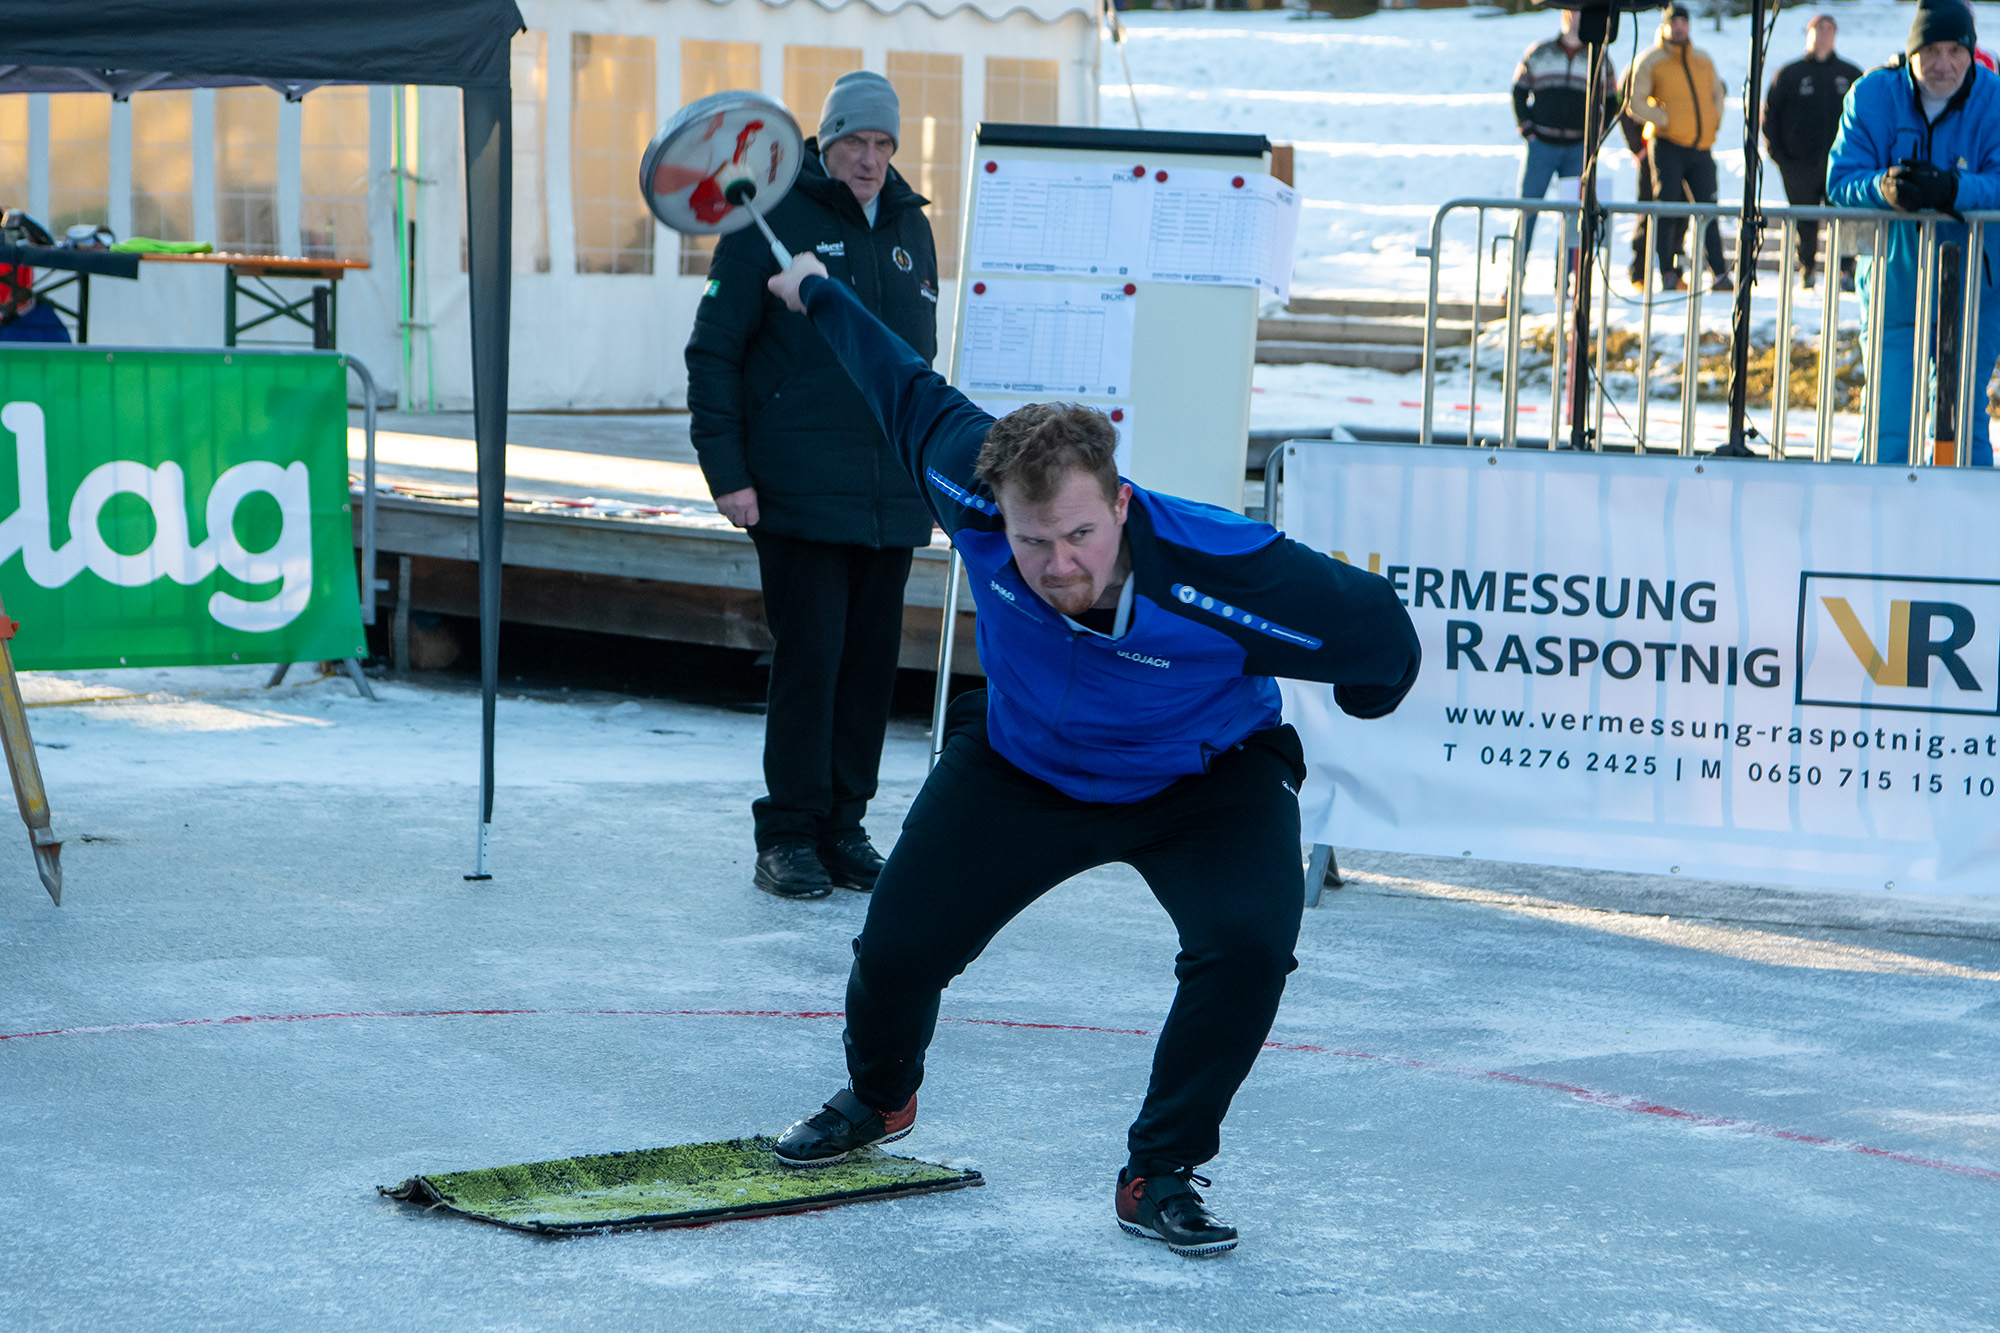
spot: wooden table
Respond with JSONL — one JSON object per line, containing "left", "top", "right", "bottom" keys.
{"left": 137, "top": 251, "right": 371, "bottom": 349}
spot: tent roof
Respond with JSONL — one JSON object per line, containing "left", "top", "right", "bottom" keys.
{"left": 0, "top": 0, "right": 524, "bottom": 94}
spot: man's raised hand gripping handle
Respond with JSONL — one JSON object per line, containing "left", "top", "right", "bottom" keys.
{"left": 767, "top": 252, "right": 827, "bottom": 313}
{"left": 765, "top": 253, "right": 996, "bottom": 536}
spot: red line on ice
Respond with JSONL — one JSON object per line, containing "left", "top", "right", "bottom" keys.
{"left": 6, "top": 1006, "right": 1997, "bottom": 1186}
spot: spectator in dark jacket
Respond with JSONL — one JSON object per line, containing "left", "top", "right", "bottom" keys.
{"left": 1512, "top": 8, "right": 1620, "bottom": 260}
{"left": 1763, "top": 14, "right": 1862, "bottom": 288}
{"left": 685, "top": 70, "right": 941, "bottom": 900}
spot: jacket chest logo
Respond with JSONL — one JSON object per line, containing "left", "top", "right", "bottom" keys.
{"left": 892, "top": 246, "right": 913, "bottom": 272}
{"left": 1800, "top": 76, "right": 1814, "bottom": 97}
{"left": 816, "top": 241, "right": 845, "bottom": 257}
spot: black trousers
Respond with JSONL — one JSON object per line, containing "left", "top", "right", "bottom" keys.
{"left": 1775, "top": 158, "right": 1835, "bottom": 272}
{"left": 1629, "top": 150, "right": 1656, "bottom": 276}
{"left": 1650, "top": 139, "right": 1728, "bottom": 279}
{"left": 749, "top": 532, "right": 914, "bottom": 850}
{"left": 843, "top": 690, "right": 1308, "bottom": 1178}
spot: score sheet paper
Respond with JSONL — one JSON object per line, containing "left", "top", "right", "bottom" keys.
{"left": 958, "top": 281, "right": 1137, "bottom": 398}
{"left": 1142, "top": 167, "right": 1301, "bottom": 299}
{"left": 967, "top": 158, "right": 1302, "bottom": 297}
{"left": 967, "top": 159, "right": 1151, "bottom": 277}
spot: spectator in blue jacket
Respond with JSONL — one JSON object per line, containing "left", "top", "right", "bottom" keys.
{"left": 1827, "top": 0, "right": 2000, "bottom": 465}
{"left": 756, "top": 252, "right": 1421, "bottom": 1258}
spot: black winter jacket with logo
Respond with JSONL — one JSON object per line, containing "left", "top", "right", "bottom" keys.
{"left": 685, "top": 143, "right": 940, "bottom": 548}
{"left": 1762, "top": 52, "right": 1863, "bottom": 171}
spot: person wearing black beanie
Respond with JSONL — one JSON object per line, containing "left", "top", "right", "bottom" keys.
{"left": 1826, "top": 0, "right": 2000, "bottom": 465}
{"left": 1909, "top": 0, "right": 1977, "bottom": 63}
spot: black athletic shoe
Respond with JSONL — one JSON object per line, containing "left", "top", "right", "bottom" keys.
{"left": 1710, "top": 274, "right": 1735, "bottom": 294}
{"left": 1116, "top": 1168, "right": 1239, "bottom": 1258}
{"left": 819, "top": 830, "right": 885, "bottom": 892}
{"left": 753, "top": 843, "right": 833, "bottom": 900}
{"left": 774, "top": 1087, "right": 916, "bottom": 1167}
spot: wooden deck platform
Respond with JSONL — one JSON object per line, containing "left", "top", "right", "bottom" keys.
{"left": 354, "top": 489, "right": 980, "bottom": 675}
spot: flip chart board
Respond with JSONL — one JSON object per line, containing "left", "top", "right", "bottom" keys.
{"left": 951, "top": 125, "right": 1290, "bottom": 512}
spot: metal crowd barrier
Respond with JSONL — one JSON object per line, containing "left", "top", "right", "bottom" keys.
{"left": 1416, "top": 197, "right": 1995, "bottom": 466}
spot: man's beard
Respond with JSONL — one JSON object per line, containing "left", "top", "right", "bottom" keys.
{"left": 1040, "top": 576, "right": 1097, "bottom": 616}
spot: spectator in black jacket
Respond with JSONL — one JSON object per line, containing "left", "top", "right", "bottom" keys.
{"left": 685, "top": 71, "right": 941, "bottom": 901}
{"left": 1512, "top": 8, "right": 1621, "bottom": 262}
{"left": 1763, "top": 14, "right": 1863, "bottom": 288}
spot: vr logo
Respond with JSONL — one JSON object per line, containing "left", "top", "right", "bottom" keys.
{"left": 1822, "top": 598, "right": 1978, "bottom": 689}
{"left": 1796, "top": 573, "right": 2000, "bottom": 717}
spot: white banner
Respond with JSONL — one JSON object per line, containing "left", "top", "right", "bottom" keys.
{"left": 1277, "top": 441, "right": 2000, "bottom": 894}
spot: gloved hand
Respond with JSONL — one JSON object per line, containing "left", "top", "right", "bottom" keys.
{"left": 1881, "top": 158, "right": 1960, "bottom": 214}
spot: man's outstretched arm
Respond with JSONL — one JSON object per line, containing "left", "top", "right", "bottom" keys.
{"left": 769, "top": 254, "right": 995, "bottom": 531}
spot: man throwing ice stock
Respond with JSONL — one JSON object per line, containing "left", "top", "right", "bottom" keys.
{"left": 758, "top": 253, "right": 1422, "bottom": 1257}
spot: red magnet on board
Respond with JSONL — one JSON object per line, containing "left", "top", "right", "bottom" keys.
{"left": 1110, "top": 409, "right": 1125, "bottom": 422}
{"left": 1231, "top": 175, "right": 1245, "bottom": 188}
{"left": 1122, "top": 283, "right": 1136, "bottom": 295}
{"left": 1155, "top": 170, "right": 1169, "bottom": 183}
{"left": 973, "top": 282, "right": 987, "bottom": 295}
{"left": 1131, "top": 165, "right": 1145, "bottom": 177}
{"left": 984, "top": 160, "right": 997, "bottom": 173}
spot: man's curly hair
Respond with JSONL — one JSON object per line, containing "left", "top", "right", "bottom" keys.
{"left": 974, "top": 403, "right": 1120, "bottom": 508}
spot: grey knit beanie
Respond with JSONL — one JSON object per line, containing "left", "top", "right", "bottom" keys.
{"left": 819, "top": 71, "right": 899, "bottom": 150}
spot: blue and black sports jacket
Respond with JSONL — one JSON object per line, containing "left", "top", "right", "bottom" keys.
{"left": 801, "top": 272, "right": 1422, "bottom": 804}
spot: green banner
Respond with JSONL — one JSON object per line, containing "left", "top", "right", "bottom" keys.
{"left": 0, "top": 347, "right": 366, "bottom": 670}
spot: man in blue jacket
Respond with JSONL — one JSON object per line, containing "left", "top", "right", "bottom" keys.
{"left": 758, "top": 254, "right": 1421, "bottom": 1258}
{"left": 1827, "top": 0, "right": 2000, "bottom": 466}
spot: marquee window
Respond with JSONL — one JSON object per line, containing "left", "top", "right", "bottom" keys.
{"left": 679, "top": 39, "right": 761, "bottom": 277}
{"left": 0, "top": 97, "right": 27, "bottom": 215}
{"left": 301, "top": 86, "right": 369, "bottom": 261}
{"left": 131, "top": 91, "right": 194, "bottom": 243}
{"left": 985, "top": 58, "right": 1059, "bottom": 125}
{"left": 783, "top": 46, "right": 862, "bottom": 137}
{"left": 512, "top": 31, "right": 550, "bottom": 273}
{"left": 215, "top": 86, "right": 281, "bottom": 255}
{"left": 572, "top": 32, "right": 656, "bottom": 275}
{"left": 49, "top": 93, "right": 110, "bottom": 235}
{"left": 886, "top": 52, "right": 962, "bottom": 279}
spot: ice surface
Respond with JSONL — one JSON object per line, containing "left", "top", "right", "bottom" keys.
{"left": 5, "top": 664, "right": 2000, "bottom": 1328}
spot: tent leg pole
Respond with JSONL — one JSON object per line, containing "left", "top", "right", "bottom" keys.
{"left": 461, "top": 84, "right": 512, "bottom": 882}
{"left": 929, "top": 550, "right": 963, "bottom": 771}
{"left": 341, "top": 658, "right": 376, "bottom": 701}
{"left": 1305, "top": 844, "right": 1333, "bottom": 909}
{"left": 267, "top": 662, "right": 290, "bottom": 688}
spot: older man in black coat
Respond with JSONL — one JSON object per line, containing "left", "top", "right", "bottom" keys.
{"left": 686, "top": 71, "right": 940, "bottom": 899}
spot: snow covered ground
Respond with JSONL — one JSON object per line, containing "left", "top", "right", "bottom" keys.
{"left": 6, "top": 667, "right": 2000, "bottom": 1328}
{"left": 1110, "top": 2, "right": 1967, "bottom": 441}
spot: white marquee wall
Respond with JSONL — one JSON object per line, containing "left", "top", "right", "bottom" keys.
{"left": 56, "top": 0, "right": 1098, "bottom": 410}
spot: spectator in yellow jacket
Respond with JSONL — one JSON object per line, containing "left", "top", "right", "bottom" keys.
{"left": 1628, "top": 3, "right": 1734, "bottom": 292}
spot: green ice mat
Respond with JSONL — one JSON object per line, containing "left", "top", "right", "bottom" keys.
{"left": 380, "top": 1135, "right": 982, "bottom": 1234}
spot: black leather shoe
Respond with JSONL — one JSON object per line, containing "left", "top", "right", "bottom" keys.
{"left": 753, "top": 843, "right": 832, "bottom": 900}
{"left": 774, "top": 1087, "right": 916, "bottom": 1168}
{"left": 819, "top": 830, "right": 885, "bottom": 892}
{"left": 1116, "top": 1168, "right": 1238, "bottom": 1258}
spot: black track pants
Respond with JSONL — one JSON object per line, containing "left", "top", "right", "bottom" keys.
{"left": 843, "top": 690, "right": 1307, "bottom": 1178}
{"left": 1650, "top": 139, "right": 1728, "bottom": 279}
{"left": 1776, "top": 159, "right": 1830, "bottom": 271}
{"left": 749, "top": 532, "right": 914, "bottom": 850}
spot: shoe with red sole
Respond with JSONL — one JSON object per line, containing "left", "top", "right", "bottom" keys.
{"left": 773, "top": 1088, "right": 916, "bottom": 1168}
{"left": 1115, "top": 1167, "right": 1239, "bottom": 1258}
